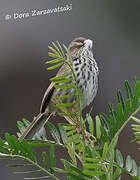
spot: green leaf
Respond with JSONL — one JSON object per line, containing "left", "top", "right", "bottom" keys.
{"left": 108, "top": 104, "right": 115, "bottom": 118}
{"left": 75, "top": 143, "right": 83, "bottom": 151}
{"left": 42, "top": 152, "right": 47, "bottom": 168}
{"left": 131, "top": 116, "right": 140, "bottom": 124}
{"left": 116, "top": 149, "right": 124, "bottom": 168}
{"left": 132, "top": 159, "right": 138, "bottom": 177}
{"left": 85, "top": 158, "right": 101, "bottom": 163}
{"left": 59, "top": 113, "right": 78, "bottom": 117}
{"left": 47, "top": 62, "right": 64, "bottom": 70}
{"left": 82, "top": 170, "right": 105, "bottom": 177}
{"left": 83, "top": 163, "right": 102, "bottom": 169}
{"left": 126, "top": 155, "right": 132, "bottom": 172}
{"left": 123, "top": 99, "right": 131, "bottom": 120}
{"left": 22, "top": 118, "right": 31, "bottom": 127}
{"left": 100, "top": 126, "right": 109, "bottom": 143}
{"left": 117, "top": 90, "right": 125, "bottom": 110}
{"left": 45, "top": 122, "right": 61, "bottom": 144}
{"left": 28, "top": 139, "right": 62, "bottom": 147}
{"left": 5, "top": 134, "right": 19, "bottom": 155}
{"left": 63, "top": 44, "right": 72, "bottom": 65}
{"left": 21, "top": 139, "right": 36, "bottom": 162}
{"left": 102, "top": 142, "right": 108, "bottom": 159}
{"left": 113, "top": 166, "right": 122, "bottom": 180}
{"left": 131, "top": 116, "right": 140, "bottom": 146}
{"left": 8, "top": 164, "right": 32, "bottom": 168}
{"left": 48, "top": 45, "right": 61, "bottom": 57}
{"left": 109, "top": 135, "right": 118, "bottom": 152}
{"left": 49, "top": 144, "right": 56, "bottom": 173}
{"left": 85, "top": 146, "right": 97, "bottom": 159}
{"left": 46, "top": 58, "right": 64, "bottom": 64}
{"left": 52, "top": 42, "right": 63, "bottom": 56}
{"left": 66, "top": 129, "right": 77, "bottom": 137}
{"left": 125, "top": 81, "right": 133, "bottom": 100}
{"left": 66, "top": 134, "right": 80, "bottom": 143}
{"left": 17, "top": 121, "right": 26, "bottom": 134}
{"left": 50, "top": 73, "right": 72, "bottom": 81}
{"left": 56, "top": 94, "right": 75, "bottom": 99}
{"left": 54, "top": 167, "right": 68, "bottom": 174}
{"left": 116, "top": 103, "right": 123, "bottom": 129}
{"left": 100, "top": 113, "right": 110, "bottom": 130}
{"left": 51, "top": 78, "right": 73, "bottom": 84}
{"left": 56, "top": 102, "right": 76, "bottom": 108}
{"left": 17, "top": 118, "right": 31, "bottom": 135}
{"left": 131, "top": 124, "right": 140, "bottom": 132}
{"left": 0, "top": 138, "right": 9, "bottom": 154}
{"left": 48, "top": 52, "right": 60, "bottom": 58}
{"left": 57, "top": 41, "right": 65, "bottom": 57}
{"left": 131, "top": 81, "right": 140, "bottom": 112}
{"left": 58, "top": 124, "right": 67, "bottom": 143}
{"left": 108, "top": 150, "right": 115, "bottom": 174}
{"left": 108, "top": 114, "right": 116, "bottom": 139}
{"left": 66, "top": 173, "right": 88, "bottom": 180}
{"left": 24, "top": 176, "right": 50, "bottom": 179}
{"left": 62, "top": 159, "right": 83, "bottom": 174}
{"left": 108, "top": 104, "right": 117, "bottom": 131}
{"left": 86, "top": 114, "right": 94, "bottom": 135}
{"left": 63, "top": 125, "right": 74, "bottom": 131}
{"left": 54, "top": 84, "right": 75, "bottom": 89}
{"left": 60, "top": 160, "right": 89, "bottom": 179}
{"left": 96, "top": 116, "right": 101, "bottom": 139}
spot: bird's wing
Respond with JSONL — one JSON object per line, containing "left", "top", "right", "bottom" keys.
{"left": 40, "top": 64, "right": 68, "bottom": 113}
{"left": 40, "top": 82, "right": 55, "bottom": 113}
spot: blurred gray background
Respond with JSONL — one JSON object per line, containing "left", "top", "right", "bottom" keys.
{"left": 0, "top": 0, "right": 140, "bottom": 179}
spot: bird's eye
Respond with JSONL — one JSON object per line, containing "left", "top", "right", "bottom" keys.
{"left": 76, "top": 42, "right": 84, "bottom": 47}
{"left": 82, "top": 42, "right": 85, "bottom": 46}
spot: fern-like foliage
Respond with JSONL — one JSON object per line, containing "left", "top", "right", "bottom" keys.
{"left": 0, "top": 41, "right": 140, "bottom": 180}
{"left": 0, "top": 132, "right": 59, "bottom": 180}
{"left": 47, "top": 41, "right": 82, "bottom": 115}
{"left": 98, "top": 80, "right": 140, "bottom": 146}
{"left": 131, "top": 116, "right": 140, "bottom": 150}
{"left": 114, "top": 149, "right": 140, "bottom": 179}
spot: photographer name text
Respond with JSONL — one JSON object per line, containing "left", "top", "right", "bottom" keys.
{"left": 4, "top": 4, "right": 72, "bottom": 21}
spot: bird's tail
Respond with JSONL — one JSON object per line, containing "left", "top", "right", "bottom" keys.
{"left": 19, "top": 113, "right": 51, "bottom": 140}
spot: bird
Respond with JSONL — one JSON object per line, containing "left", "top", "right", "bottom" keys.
{"left": 19, "top": 37, "right": 99, "bottom": 140}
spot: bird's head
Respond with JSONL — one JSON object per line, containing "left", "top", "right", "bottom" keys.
{"left": 68, "top": 37, "right": 93, "bottom": 57}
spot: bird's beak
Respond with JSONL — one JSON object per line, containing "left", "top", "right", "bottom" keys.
{"left": 84, "top": 39, "right": 93, "bottom": 49}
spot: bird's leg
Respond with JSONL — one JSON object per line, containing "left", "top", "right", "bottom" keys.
{"left": 64, "top": 116, "right": 93, "bottom": 145}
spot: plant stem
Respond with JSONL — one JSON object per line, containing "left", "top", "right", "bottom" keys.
{"left": 64, "top": 49, "right": 86, "bottom": 156}
{"left": 0, "top": 154, "right": 59, "bottom": 180}
{"left": 115, "top": 105, "right": 140, "bottom": 138}
{"left": 107, "top": 105, "right": 140, "bottom": 179}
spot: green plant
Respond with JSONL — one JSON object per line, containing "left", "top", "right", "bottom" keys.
{"left": 0, "top": 42, "right": 140, "bottom": 180}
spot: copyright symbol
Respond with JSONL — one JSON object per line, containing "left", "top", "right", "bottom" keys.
{"left": 5, "top": 14, "right": 12, "bottom": 20}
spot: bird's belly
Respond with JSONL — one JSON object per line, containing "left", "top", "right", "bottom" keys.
{"left": 81, "top": 73, "right": 98, "bottom": 109}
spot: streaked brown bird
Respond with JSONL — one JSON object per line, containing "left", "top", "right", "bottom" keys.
{"left": 19, "top": 37, "right": 99, "bottom": 140}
